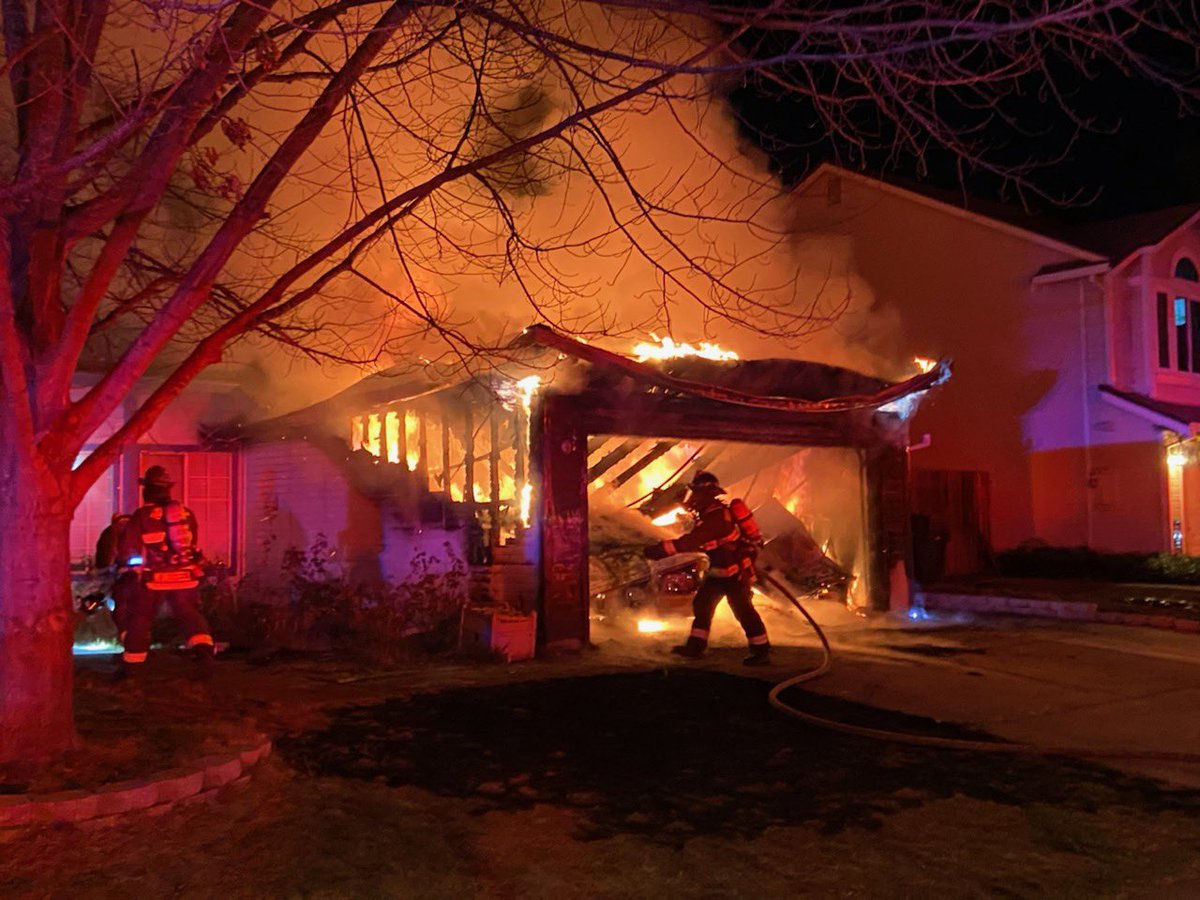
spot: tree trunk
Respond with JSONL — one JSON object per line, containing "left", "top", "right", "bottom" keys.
{"left": 0, "top": 441, "right": 76, "bottom": 764}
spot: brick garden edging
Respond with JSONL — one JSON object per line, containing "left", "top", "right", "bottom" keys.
{"left": 922, "top": 592, "right": 1200, "bottom": 634}
{"left": 0, "top": 735, "right": 272, "bottom": 829}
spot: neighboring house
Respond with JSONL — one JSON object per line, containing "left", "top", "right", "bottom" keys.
{"left": 70, "top": 375, "right": 259, "bottom": 573}
{"left": 790, "top": 164, "right": 1200, "bottom": 569}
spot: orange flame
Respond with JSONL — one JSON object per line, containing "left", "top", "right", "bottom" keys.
{"left": 405, "top": 410, "right": 420, "bottom": 471}
{"left": 520, "top": 483, "right": 533, "bottom": 527}
{"left": 365, "top": 413, "right": 382, "bottom": 457}
{"left": 651, "top": 506, "right": 687, "bottom": 527}
{"left": 385, "top": 411, "right": 400, "bottom": 464}
{"left": 632, "top": 334, "right": 738, "bottom": 362}
{"left": 637, "top": 619, "right": 669, "bottom": 633}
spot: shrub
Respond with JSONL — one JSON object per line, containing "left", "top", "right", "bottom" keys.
{"left": 233, "top": 535, "right": 468, "bottom": 663}
{"left": 996, "top": 543, "right": 1200, "bottom": 586}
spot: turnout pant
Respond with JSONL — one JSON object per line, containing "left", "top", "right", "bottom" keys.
{"left": 111, "top": 573, "right": 138, "bottom": 642}
{"left": 121, "top": 584, "right": 213, "bottom": 665}
{"left": 686, "top": 575, "right": 769, "bottom": 649}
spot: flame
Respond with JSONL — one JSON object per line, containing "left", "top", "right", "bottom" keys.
{"left": 365, "top": 413, "right": 382, "bottom": 457}
{"left": 914, "top": 357, "right": 937, "bottom": 374}
{"left": 385, "top": 411, "right": 400, "bottom": 464}
{"left": 515, "top": 375, "right": 541, "bottom": 414}
{"left": 651, "top": 506, "right": 687, "bottom": 527}
{"left": 1168, "top": 445, "right": 1189, "bottom": 469}
{"left": 629, "top": 442, "right": 697, "bottom": 502}
{"left": 520, "top": 483, "right": 533, "bottom": 527}
{"left": 350, "top": 416, "right": 365, "bottom": 451}
{"left": 632, "top": 334, "right": 738, "bottom": 363}
{"left": 637, "top": 619, "right": 669, "bottom": 634}
{"left": 450, "top": 483, "right": 463, "bottom": 501}
{"left": 405, "top": 410, "right": 420, "bottom": 471}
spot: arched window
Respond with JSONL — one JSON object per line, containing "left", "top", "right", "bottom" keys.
{"left": 1176, "top": 257, "right": 1199, "bottom": 282}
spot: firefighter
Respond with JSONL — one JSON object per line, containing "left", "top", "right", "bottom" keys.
{"left": 93, "top": 513, "right": 135, "bottom": 640}
{"left": 644, "top": 471, "right": 771, "bottom": 666}
{"left": 116, "top": 466, "right": 215, "bottom": 679}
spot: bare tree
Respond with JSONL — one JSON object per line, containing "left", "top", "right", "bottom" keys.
{"left": 0, "top": 0, "right": 1195, "bottom": 763}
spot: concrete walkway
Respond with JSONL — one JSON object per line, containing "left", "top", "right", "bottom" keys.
{"left": 594, "top": 600, "right": 1200, "bottom": 786}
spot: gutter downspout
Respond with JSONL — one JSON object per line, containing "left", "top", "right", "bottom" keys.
{"left": 1080, "top": 279, "right": 1095, "bottom": 548}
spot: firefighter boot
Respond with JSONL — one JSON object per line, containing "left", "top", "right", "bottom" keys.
{"left": 743, "top": 644, "right": 771, "bottom": 667}
{"left": 191, "top": 643, "right": 216, "bottom": 681}
{"left": 671, "top": 637, "right": 706, "bottom": 659}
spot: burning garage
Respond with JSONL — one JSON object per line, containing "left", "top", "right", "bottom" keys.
{"left": 240, "top": 324, "right": 948, "bottom": 652}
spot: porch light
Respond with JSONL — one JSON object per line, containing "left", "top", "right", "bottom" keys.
{"left": 1168, "top": 445, "right": 1190, "bottom": 469}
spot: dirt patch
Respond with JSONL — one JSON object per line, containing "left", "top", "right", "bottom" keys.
{"left": 0, "top": 655, "right": 261, "bottom": 796}
{"left": 278, "top": 669, "right": 1200, "bottom": 845}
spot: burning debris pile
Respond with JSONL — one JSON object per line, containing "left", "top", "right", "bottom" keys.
{"left": 587, "top": 438, "right": 863, "bottom": 628}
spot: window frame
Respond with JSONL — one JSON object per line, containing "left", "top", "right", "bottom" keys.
{"left": 137, "top": 448, "right": 238, "bottom": 572}
{"left": 1153, "top": 253, "right": 1200, "bottom": 376}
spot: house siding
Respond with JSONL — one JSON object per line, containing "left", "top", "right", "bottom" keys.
{"left": 791, "top": 170, "right": 1095, "bottom": 552}
{"left": 242, "top": 439, "right": 466, "bottom": 592}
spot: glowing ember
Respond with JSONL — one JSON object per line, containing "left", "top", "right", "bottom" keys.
{"left": 651, "top": 506, "right": 687, "bottom": 527}
{"left": 914, "top": 356, "right": 938, "bottom": 374}
{"left": 637, "top": 619, "right": 669, "bottom": 633}
{"left": 633, "top": 334, "right": 738, "bottom": 363}
{"left": 520, "top": 483, "right": 533, "bottom": 527}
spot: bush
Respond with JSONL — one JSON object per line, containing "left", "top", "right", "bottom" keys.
{"left": 996, "top": 543, "right": 1200, "bottom": 586}
{"left": 211, "top": 535, "right": 468, "bottom": 662}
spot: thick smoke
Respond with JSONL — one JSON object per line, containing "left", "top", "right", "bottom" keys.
{"left": 148, "top": 4, "right": 911, "bottom": 417}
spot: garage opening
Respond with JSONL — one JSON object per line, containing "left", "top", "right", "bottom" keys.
{"left": 588, "top": 439, "right": 865, "bottom": 640}
{"left": 522, "top": 325, "right": 948, "bottom": 651}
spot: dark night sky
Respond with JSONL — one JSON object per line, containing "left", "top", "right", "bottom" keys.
{"left": 728, "top": 30, "right": 1200, "bottom": 224}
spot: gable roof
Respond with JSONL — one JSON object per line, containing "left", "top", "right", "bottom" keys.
{"left": 794, "top": 163, "right": 1103, "bottom": 262}
{"left": 1062, "top": 205, "right": 1200, "bottom": 263}
{"left": 798, "top": 163, "right": 1200, "bottom": 268}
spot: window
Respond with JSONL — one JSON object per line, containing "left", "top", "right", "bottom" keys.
{"left": 1159, "top": 292, "right": 1171, "bottom": 367}
{"left": 1176, "top": 257, "right": 1199, "bottom": 282}
{"left": 1176, "top": 297, "right": 1189, "bottom": 371}
{"left": 139, "top": 451, "right": 234, "bottom": 566}
{"left": 1156, "top": 291, "right": 1200, "bottom": 373}
{"left": 70, "top": 457, "right": 115, "bottom": 567}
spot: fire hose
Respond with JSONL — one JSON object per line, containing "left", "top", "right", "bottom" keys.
{"left": 759, "top": 570, "right": 1200, "bottom": 766}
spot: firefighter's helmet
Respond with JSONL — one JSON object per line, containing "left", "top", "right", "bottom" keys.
{"left": 683, "top": 471, "right": 723, "bottom": 511}
{"left": 139, "top": 465, "right": 174, "bottom": 488}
